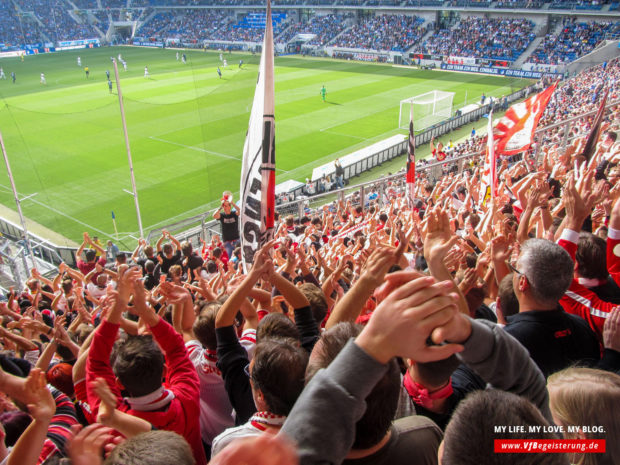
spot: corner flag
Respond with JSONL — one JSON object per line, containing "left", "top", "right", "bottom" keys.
{"left": 239, "top": 0, "right": 276, "bottom": 271}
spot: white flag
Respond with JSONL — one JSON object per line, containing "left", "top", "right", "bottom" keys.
{"left": 239, "top": 0, "right": 276, "bottom": 271}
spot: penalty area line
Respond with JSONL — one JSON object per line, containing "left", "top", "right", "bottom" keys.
{"left": 0, "top": 183, "right": 114, "bottom": 240}
{"left": 148, "top": 136, "right": 289, "bottom": 172}
{"left": 148, "top": 136, "right": 239, "bottom": 161}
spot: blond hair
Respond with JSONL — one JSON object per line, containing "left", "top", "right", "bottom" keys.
{"left": 548, "top": 367, "right": 620, "bottom": 465}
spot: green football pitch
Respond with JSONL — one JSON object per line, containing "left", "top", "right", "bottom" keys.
{"left": 0, "top": 46, "right": 530, "bottom": 248}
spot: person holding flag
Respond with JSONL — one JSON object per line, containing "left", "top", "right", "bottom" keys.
{"left": 479, "top": 81, "right": 558, "bottom": 208}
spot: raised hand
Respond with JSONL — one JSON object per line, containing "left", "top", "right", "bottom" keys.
{"left": 25, "top": 368, "right": 56, "bottom": 422}
{"left": 424, "top": 208, "right": 459, "bottom": 266}
{"left": 356, "top": 275, "right": 462, "bottom": 364}
{"left": 68, "top": 424, "right": 114, "bottom": 465}
{"left": 360, "top": 247, "right": 398, "bottom": 289}
{"left": 93, "top": 378, "right": 118, "bottom": 426}
{"left": 603, "top": 307, "right": 620, "bottom": 352}
{"left": 159, "top": 281, "right": 190, "bottom": 304}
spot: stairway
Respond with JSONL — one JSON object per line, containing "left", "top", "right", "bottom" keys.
{"left": 512, "top": 36, "right": 543, "bottom": 68}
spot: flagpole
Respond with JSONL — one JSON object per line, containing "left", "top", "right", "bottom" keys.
{"left": 487, "top": 109, "right": 496, "bottom": 202}
{"left": 112, "top": 58, "right": 144, "bottom": 239}
{"left": 0, "top": 130, "right": 36, "bottom": 268}
{"left": 406, "top": 103, "right": 416, "bottom": 206}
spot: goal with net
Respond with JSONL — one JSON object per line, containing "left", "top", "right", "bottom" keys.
{"left": 398, "top": 91, "right": 455, "bottom": 131}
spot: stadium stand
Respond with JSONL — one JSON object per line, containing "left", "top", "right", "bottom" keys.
{"left": 527, "top": 19, "right": 620, "bottom": 65}
{"left": 0, "top": 2, "right": 28, "bottom": 46}
{"left": 135, "top": 10, "right": 176, "bottom": 38}
{"left": 276, "top": 14, "right": 351, "bottom": 46}
{"left": 332, "top": 14, "right": 427, "bottom": 52}
{"left": 416, "top": 17, "right": 536, "bottom": 62}
{"left": 31, "top": 0, "right": 95, "bottom": 42}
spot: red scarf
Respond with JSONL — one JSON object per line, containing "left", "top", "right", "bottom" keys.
{"left": 403, "top": 371, "right": 453, "bottom": 409}
{"left": 250, "top": 411, "right": 286, "bottom": 431}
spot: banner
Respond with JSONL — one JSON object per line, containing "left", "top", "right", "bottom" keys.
{"left": 440, "top": 63, "right": 560, "bottom": 79}
{"left": 240, "top": 0, "right": 276, "bottom": 270}
{"left": 494, "top": 82, "right": 557, "bottom": 156}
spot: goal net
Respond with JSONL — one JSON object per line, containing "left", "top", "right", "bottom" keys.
{"left": 398, "top": 91, "right": 455, "bottom": 131}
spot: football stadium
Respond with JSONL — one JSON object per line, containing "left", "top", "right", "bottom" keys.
{"left": 0, "top": 1, "right": 619, "bottom": 464}
{"left": 0, "top": 46, "right": 529, "bottom": 244}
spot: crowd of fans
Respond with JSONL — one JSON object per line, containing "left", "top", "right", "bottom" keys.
{"left": 527, "top": 19, "right": 620, "bottom": 65}
{"left": 0, "top": 56, "right": 619, "bottom": 465}
{"left": 333, "top": 15, "right": 426, "bottom": 52}
{"left": 416, "top": 17, "right": 536, "bottom": 62}
{"left": 31, "top": 1, "right": 95, "bottom": 42}
{"left": 277, "top": 14, "right": 351, "bottom": 47}
{"left": 135, "top": 11, "right": 177, "bottom": 38}
{"left": 136, "top": 10, "right": 291, "bottom": 43}
{"left": 1, "top": 1, "right": 616, "bottom": 68}
{"left": 0, "top": 3, "right": 29, "bottom": 46}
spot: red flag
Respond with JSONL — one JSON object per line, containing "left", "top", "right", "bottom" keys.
{"left": 406, "top": 106, "right": 415, "bottom": 205}
{"left": 494, "top": 82, "right": 557, "bottom": 156}
{"left": 580, "top": 89, "right": 608, "bottom": 162}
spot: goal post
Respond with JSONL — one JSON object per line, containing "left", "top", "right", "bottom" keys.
{"left": 398, "top": 90, "right": 455, "bottom": 131}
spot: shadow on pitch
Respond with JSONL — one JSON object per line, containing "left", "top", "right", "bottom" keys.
{"left": 325, "top": 101, "right": 342, "bottom": 105}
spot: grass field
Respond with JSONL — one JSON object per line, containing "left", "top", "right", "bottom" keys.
{"left": 0, "top": 46, "right": 531, "bottom": 248}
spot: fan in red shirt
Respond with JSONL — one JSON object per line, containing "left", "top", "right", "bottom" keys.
{"left": 86, "top": 267, "right": 206, "bottom": 465}
{"left": 430, "top": 137, "right": 447, "bottom": 161}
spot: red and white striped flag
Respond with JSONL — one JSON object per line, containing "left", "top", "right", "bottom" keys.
{"left": 406, "top": 105, "right": 416, "bottom": 205}
{"left": 493, "top": 82, "right": 557, "bottom": 156}
{"left": 239, "top": 0, "right": 276, "bottom": 271}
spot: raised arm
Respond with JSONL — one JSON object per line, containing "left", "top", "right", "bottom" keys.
{"left": 86, "top": 233, "right": 105, "bottom": 256}
{"left": 281, "top": 273, "right": 462, "bottom": 465}
{"left": 131, "top": 238, "right": 145, "bottom": 263}
{"left": 156, "top": 231, "right": 166, "bottom": 253}
{"left": 216, "top": 242, "right": 274, "bottom": 329}
{"left": 325, "top": 247, "right": 398, "bottom": 330}
{"left": 85, "top": 266, "right": 141, "bottom": 412}
{"left": 7, "top": 369, "right": 56, "bottom": 465}
{"left": 423, "top": 208, "right": 470, "bottom": 316}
